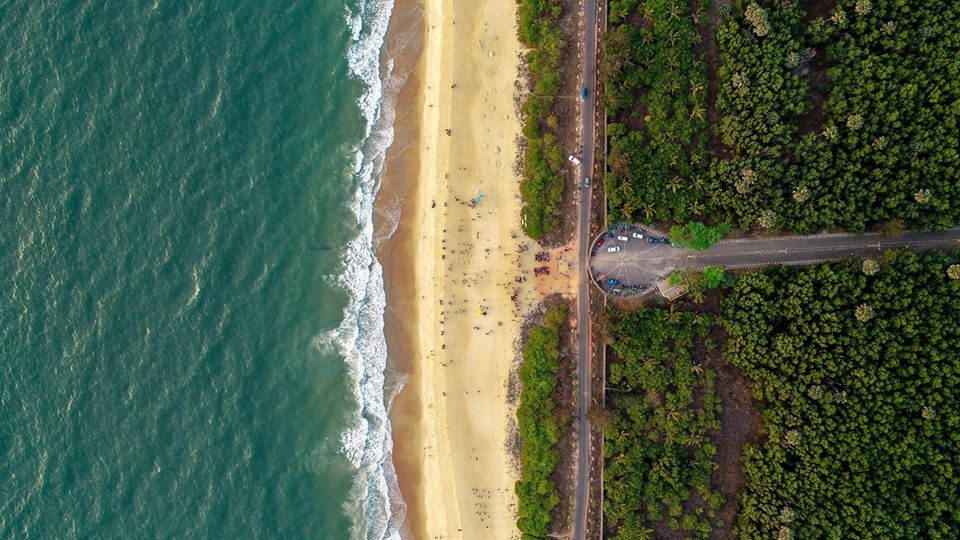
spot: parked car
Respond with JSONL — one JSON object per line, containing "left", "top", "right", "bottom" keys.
{"left": 607, "top": 278, "right": 620, "bottom": 285}
{"left": 581, "top": 87, "right": 588, "bottom": 99}
{"left": 617, "top": 235, "right": 628, "bottom": 242}
{"left": 568, "top": 155, "right": 581, "bottom": 165}
{"left": 659, "top": 237, "right": 670, "bottom": 244}
{"left": 597, "top": 238, "right": 605, "bottom": 246}
{"left": 602, "top": 232, "right": 614, "bottom": 239}
{"left": 632, "top": 232, "right": 643, "bottom": 239}
{"left": 645, "top": 237, "right": 659, "bottom": 243}
{"left": 607, "top": 246, "right": 621, "bottom": 253}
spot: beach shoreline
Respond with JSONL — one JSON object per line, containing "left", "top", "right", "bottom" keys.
{"left": 376, "top": 0, "right": 579, "bottom": 536}
{"left": 372, "top": 0, "right": 426, "bottom": 538}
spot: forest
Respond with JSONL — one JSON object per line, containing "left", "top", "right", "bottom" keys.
{"left": 517, "top": 0, "right": 567, "bottom": 239}
{"left": 603, "top": 307, "right": 724, "bottom": 539}
{"left": 721, "top": 250, "right": 960, "bottom": 538}
{"left": 515, "top": 303, "right": 568, "bottom": 539}
{"left": 604, "top": 0, "right": 710, "bottom": 224}
{"left": 603, "top": 0, "right": 960, "bottom": 233}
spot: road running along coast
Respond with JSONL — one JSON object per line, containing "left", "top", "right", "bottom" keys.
{"left": 573, "top": 0, "right": 598, "bottom": 537}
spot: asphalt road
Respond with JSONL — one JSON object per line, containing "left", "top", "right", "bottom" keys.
{"left": 589, "top": 227, "right": 960, "bottom": 293}
{"left": 684, "top": 229, "right": 960, "bottom": 269}
{"left": 573, "top": 0, "right": 598, "bottom": 537}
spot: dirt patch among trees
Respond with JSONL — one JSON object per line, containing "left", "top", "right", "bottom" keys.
{"left": 702, "top": 325, "right": 762, "bottom": 539}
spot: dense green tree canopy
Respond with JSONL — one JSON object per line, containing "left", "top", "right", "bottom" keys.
{"left": 722, "top": 250, "right": 960, "bottom": 539}
{"left": 603, "top": 0, "right": 710, "bottom": 224}
{"left": 604, "top": 308, "right": 723, "bottom": 539}
{"left": 709, "top": 1, "right": 960, "bottom": 232}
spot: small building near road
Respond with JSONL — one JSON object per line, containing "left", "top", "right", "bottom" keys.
{"left": 656, "top": 278, "right": 687, "bottom": 301}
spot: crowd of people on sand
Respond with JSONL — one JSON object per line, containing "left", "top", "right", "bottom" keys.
{"left": 533, "top": 266, "right": 550, "bottom": 276}
{"left": 533, "top": 251, "right": 550, "bottom": 262}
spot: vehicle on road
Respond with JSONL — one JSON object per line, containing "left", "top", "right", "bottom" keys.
{"left": 645, "top": 236, "right": 659, "bottom": 243}
{"left": 583, "top": 176, "right": 591, "bottom": 188}
{"left": 606, "top": 278, "right": 620, "bottom": 285}
{"left": 617, "top": 235, "right": 628, "bottom": 242}
{"left": 568, "top": 155, "right": 581, "bottom": 165}
{"left": 632, "top": 232, "right": 643, "bottom": 239}
{"left": 580, "top": 87, "right": 588, "bottom": 99}
{"left": 607, "top": 246, "right": 621, "bottom": 253}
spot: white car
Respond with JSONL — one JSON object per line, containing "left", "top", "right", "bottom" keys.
{"left": 568, "top": 155, "right": 581, "bottom": 165}
{"left": 617, "top": 235, "right": 629, "bottom": 242}
{"left": 607, "top": 246, "right": 621, "bottom": 253}
{"left": 632, "top": 232, "right": 644, "bottom": 239}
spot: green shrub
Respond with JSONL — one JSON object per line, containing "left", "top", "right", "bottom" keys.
{"left": 515, "top": 303, "right": 568, "bottom": 537}
{"left": 517, "top": 0, "right": 567, "bottom": 239}
{"left": 669, "top": 221, "right": 730, "bottom": 250}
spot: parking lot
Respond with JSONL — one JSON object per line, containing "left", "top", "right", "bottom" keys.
{"left": 589, "top": 224, "right": 679, "bottom": 296}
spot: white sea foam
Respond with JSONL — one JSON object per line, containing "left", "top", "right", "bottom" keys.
{"left": 318, "top": 0, "right": 407, "bottom": 539}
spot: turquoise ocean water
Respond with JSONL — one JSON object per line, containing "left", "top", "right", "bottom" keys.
{"left": 2, "top": 0, "right": 405, "bottom": 538}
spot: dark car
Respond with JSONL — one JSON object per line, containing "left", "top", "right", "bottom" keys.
{"left": 645, "top": 236, "right": 658, "bottom": 243}
{"left": 607, "top": 278, "right": 620, "bottom": 285}
{"left": 581, "top": 87, "right": 588, "bottom": 99}
{"left": 659, "top": 237, "right": 670, "bottom": 244}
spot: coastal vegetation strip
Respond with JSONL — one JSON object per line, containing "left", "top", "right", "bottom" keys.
{"left": 517, "top": 0, "right": 568, "bottom": 239}
{"left": 515, "top": 302, "right": 570, "bottom": 538}
{"left": 603, "top": 307, "right": 724, "bottom": 539}
{"left": 721, "top": 250, "right": 960, "bottom": 538}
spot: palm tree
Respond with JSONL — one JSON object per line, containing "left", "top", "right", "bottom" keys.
{"left": 668, "top": 4, "right": 682, "bottom": 21}
{"left": 690, "top": 105, "right": 706, "bottom": 122}
{"left": 667, "top": 30, "right": 680, "bottom": 47}
{"left": 666, "top": 305, "right": 682, "bottom": 324}
{"left": 668, "top": 176, "right": 683, "bottom": 193}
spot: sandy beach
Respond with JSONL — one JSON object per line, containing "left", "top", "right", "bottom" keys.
{"left": 383, "top": 0, "right": 577, "bottom": 537}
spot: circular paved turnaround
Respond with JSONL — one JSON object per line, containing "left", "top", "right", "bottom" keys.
{"left": 589, "top": 224, "right": 680, "bottom": 295}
